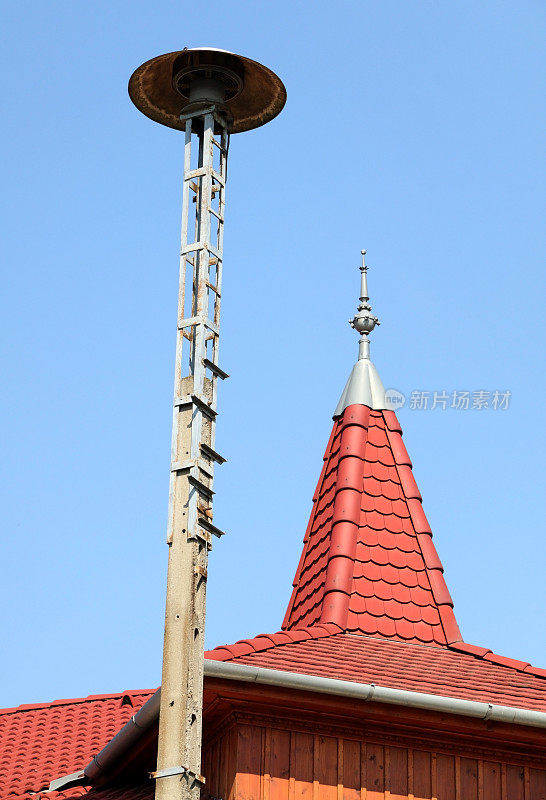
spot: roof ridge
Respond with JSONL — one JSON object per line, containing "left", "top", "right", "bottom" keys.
{"left": 205, "top": 623, "right": 343, "bottom": 662}
{"left": 448, "top": 641, "right": 546, "bottom": 678}
{"left": 319, "top": 404, "right": 372, "bottom": 629}
{"left": 0, "top": 688, "right": 155, "bottom": 716}
{"left": 340, "top": 631, "right": 545, "bottom": 677}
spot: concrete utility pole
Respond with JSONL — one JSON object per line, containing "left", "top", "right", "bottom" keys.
{"left": 128, "top": 48, "right": 285, "bottom": 800}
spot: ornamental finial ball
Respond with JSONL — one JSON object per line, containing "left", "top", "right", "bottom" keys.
{"left": 352, "top": 310, "right": 379, "bottom": 335}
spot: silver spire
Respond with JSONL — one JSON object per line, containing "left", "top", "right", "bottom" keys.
{"left": 334, "top": 249, "right": 387, "bottom": 415}
{"left": 350, "top": 250, "right": 380, "bottom": 361}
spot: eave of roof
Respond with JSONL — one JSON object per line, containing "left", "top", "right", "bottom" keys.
{"left": 205, "top": 625, "right": 546, "bottom": 711}
{"left": 204, "top": 658, "right": 546, "bottom": 728}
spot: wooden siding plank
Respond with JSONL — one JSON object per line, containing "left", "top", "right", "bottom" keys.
{"left": 431, "top": 753, "right": 437, "bottom": 800}
{"left": 482, "top": 761, "right": 501, "bottom": 800}
{"left": 207, "top": 741, "right": 216, "bottom": 797}
{"left": 460, "top": 758, "right": 478, "bottom": 800}
{"left": 214, "top": 739, "right": 221, "bottom": 799}
{"left": 342, "top": 739, "right": 361, "bottom": 800}
{"left": 317, "top": 735, "right": 338, "bottom": 800}
{"left": 360, "top": 741, "right": 367, "bottom": 800}
{"left": 236, "top": 724, "right": 263, "bottom": 800}
{"left": 313, "top": 734, "right": 320, "bottom": 800}
{"left": 270, "top": 728, "right": 291, "bottom": 800}
{"left": 501, "top": 764, "right": 507, "bottom": 800}
{"left": 365, "top": 743, "right": 384, "bottom": 800}
{"left": 529, "top": 768, "right": 546, "bottom": 800}
{"left": 263, "top": 726, "right": 272, "bottom": 800}
{"left": 454, "top": 756, "right": 461, "bottom": 800}
{"left": 201, "top": 746, "right": 210, "bottom": 798}
{"left": 338, "top": 738, "right": 344, "bottom": 800}
{"left": 218, "top": 727, "right": 228, "bottom": 800}
{"left": 293, "top": 731, "right": 314, "bottom": 800}
{"left": 387, "top": 747, "right": 408, "bottom": 800}
{"left": 412, "top": 750, "right": 431, "bottom": 800}
{"left": 506, "top": 765, "right": 525, "bottom": 800}
{"left": 228, "top": 726, "right": 237, "bottom": 800}
{"left": 436, "top": 754, "right": 456, "bottom": 800}
{"left": 289, "top": 732, "right": 295, "bottom": 800}
{"left": 407, "top": 748, "right": 413, "bottom": 799}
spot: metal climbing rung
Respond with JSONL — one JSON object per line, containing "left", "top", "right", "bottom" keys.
{"left": 174, "top": 394, "right": 217, "bottom": 418}
{"left": 200, "top": 443, "right": 226, "bottom": 464}
{"left": 203, "top": 358, "right": 229, "bottom": 380}
{"left": 198, "top": 517, "right": 226, "bottom": 539}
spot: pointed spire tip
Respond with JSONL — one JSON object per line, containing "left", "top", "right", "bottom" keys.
{"left": 349, "top": 249, "right": 380, "bottom": 351}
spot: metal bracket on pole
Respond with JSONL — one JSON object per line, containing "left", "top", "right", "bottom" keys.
{"left": 174, "top": 394, "right": 217, "bottom": 419}
{"left": 198, "top": 517, "right": 226, "bottom": 539}
{"left": 150, "top": 766, "right": 206, "bottom": 786}
{"left": 203, "top": 358, "right": 229, "bottom": 380}
{"left": 200, "top": 443, "right": 226, "bottom": 464}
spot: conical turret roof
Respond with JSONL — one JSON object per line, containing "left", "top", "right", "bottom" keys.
{"left": 280, "top": 253, "right": 461, "bottom": 645}
{"left": 282, "top": 404, "right": 461, "bottom": 646}
{"left": 206, "top": 253, "right": 545, "bottom": 709}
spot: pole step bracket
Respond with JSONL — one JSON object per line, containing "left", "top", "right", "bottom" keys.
{"left": 175, "top": 394, "right": 217, "bottom": 419}
{"left": 150, "top": 766, "right": 206, "bottom": 786}
{"left": 188, "top": 474, "right": 214, "bottom": 499}
{"left": 201, "top": 443, "right": 227, "bottom": 464}
{"left": 203, "top": 358, "right": 229, "bottom": 380}
{"left": 198, "top": 516, "right": 226, "bottom": 538}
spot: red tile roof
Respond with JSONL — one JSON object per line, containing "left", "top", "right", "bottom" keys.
{"left": 205, "top": 629, "right": 546, "bottom": 712}
{"left": 0, "top": 691, "right": 154, "bottom": 800}
{"left": 282, "top": 405, "right": 461, "bottom": 646}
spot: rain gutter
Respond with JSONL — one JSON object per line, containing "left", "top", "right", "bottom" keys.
{"left": 49, "top": 659, "right": 546, "bottom": 791}
{"left": 206, "top": 660, "right": 546, "bottom": 727}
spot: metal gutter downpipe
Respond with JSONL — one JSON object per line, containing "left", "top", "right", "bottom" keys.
{"left": 49, "top": 689, "right": 162, "bottom": 791}
{"left": 50, "top": 658, "right": 546, "bottom": 791}
{"left": 84, "top": 689, "right": 161, "bottom": 784}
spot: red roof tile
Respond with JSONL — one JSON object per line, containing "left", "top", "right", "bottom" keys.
{"left": 0, "top": 691, "right": 154, "bottom": 800}
{"left": 283, "top": 405, "right": 461, "bottom": 646}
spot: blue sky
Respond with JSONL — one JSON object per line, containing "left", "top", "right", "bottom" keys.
{"left": 1, "top": 0, "right": 544, "bottom": 707}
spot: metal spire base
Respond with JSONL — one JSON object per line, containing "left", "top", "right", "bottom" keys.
{"left": 334, "top": 357, "right": 387, "bottom": 415}
{"left": 334, "top": 250, "right": 387, "bottom": 415}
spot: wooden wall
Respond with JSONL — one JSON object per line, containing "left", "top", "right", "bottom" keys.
{"left": 202, "top": 721, "right": 546, "bottom": 800}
